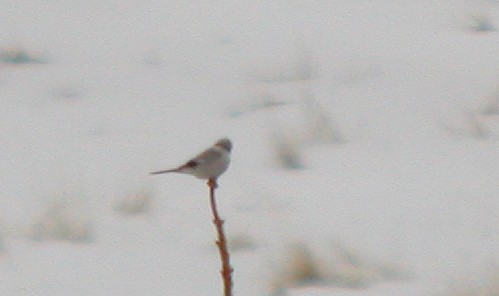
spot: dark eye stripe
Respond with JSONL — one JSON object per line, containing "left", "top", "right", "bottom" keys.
{"left": 186, "top": 160, "right": 199, "bottom": 168}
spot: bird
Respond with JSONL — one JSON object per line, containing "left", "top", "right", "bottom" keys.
{"left": 150, "top": 138, "right": 232, "bottom": 180}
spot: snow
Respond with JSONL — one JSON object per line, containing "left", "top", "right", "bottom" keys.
{"left": 0, "top": 0, "right": 499, "bottom": 295}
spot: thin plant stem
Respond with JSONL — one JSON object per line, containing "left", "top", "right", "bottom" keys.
{"left": 208, "top": 178, "right": 233, "bottom": 296}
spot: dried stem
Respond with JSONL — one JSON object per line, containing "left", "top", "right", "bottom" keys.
{"left": 208, "top": 178, "right": 233, "bottom": 296}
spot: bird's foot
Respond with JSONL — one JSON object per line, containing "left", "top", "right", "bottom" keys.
{"left": 207, "top": 178, "right": 218, "bottom": 188}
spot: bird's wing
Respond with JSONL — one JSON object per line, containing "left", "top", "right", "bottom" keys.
{"left": 192, "top": 148, "right": 222, "bottom": 165}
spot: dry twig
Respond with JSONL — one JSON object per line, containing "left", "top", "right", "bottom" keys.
{"left": 208, "top": 178, "right": 233, "bottom": 296}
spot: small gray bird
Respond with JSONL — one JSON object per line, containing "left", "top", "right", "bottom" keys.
{"left": 150, "top": 138, "right": 232, "bottom": 179}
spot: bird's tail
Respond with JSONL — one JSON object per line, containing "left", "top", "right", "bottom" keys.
{"left": 149, "top": 168, "right": 180, "bottom": 175}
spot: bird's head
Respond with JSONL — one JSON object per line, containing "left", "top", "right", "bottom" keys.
{"left": 215, "top": 138, "right": 232, "bottom": 152}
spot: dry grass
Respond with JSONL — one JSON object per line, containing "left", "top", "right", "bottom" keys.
{"left": 29, "top": 196, "right": 94, "bottom": 243}
{"left": 269, "top": 241, "right": 409, "bottom": 294}
{"left": 328, "top": 241, "right": 409, "bottom": 288}
{"left": 228, "top": 232, "right": 257, "bottom": 252}
{"left": 468, "top": 14, "right": 496, "bottom": 33}
{"left": 273, "top": 134, "right": 305, "bottom": 170}
{"left": 269, "top": 243, "right": 326, "bottom": 294}
{"left": 302, "top": 91, "right": 346, "bottom": 145}
{"left": 442, "top": 111, "right": 492, "bottom": 140}
{"left": 113, "top": 189, "right": 154, "bottom": 216}
{"left": 0, "top": 46, "right": 47, "bottom": 64}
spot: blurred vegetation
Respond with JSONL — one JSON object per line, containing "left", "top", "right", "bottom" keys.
{"left": 0, "top": 47, "right": 47, "bottom": 64}
{"left": 440, "top": 269, "right": 499, "bottom": 296}
{"left": 269, "top": 241, "right": 410, "bottom": 294}
{"left": 29, "top": 196, "right": 93, "bottom": 243}
{"left": 113, "top": 189, "right": 154, "bottom": 216}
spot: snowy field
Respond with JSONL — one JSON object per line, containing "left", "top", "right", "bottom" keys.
{"left": 0, "top": 0, "right": 499, "bottom": 295}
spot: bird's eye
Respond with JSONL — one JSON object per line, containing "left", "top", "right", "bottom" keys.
{"left": 186, "top": 160, "right": 199, "bottom": 168}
